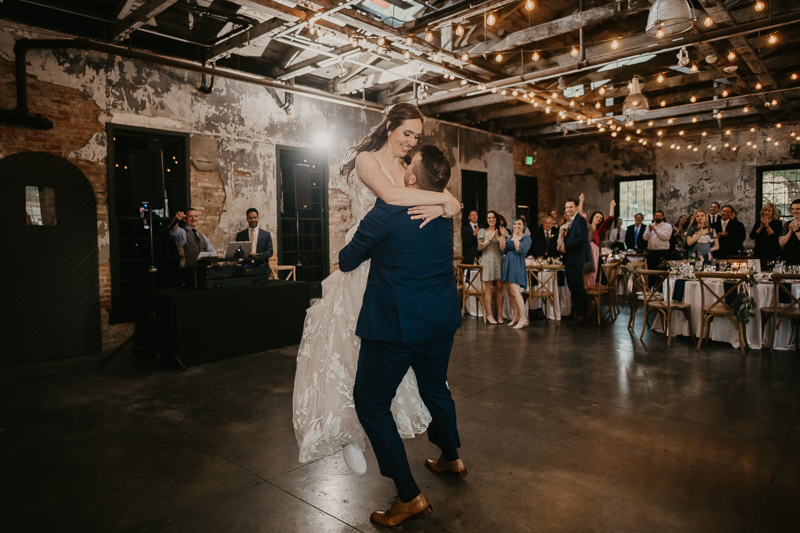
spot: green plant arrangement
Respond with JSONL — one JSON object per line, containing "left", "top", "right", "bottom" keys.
{"left": 729, "top": 272, "right": 758, "bottom": 324}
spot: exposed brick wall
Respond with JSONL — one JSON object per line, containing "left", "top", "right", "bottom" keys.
{"left": 189, "top": 162, "right": 225, "bottom": 241}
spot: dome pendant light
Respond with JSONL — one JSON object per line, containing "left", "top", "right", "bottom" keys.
{"left": 646, "top": 0, "right": 694, "bottom": 37}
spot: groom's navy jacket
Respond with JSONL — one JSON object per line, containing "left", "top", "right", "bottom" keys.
{"left": 339, "top": 198, "right": 462, "bottom": 344}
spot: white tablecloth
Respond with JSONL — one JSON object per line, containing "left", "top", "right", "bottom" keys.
{"left": 463, "top": 269, "right": 571, "bottom": 321}
{"left": 651, "top": 279, "right": 800, "bottom": 350}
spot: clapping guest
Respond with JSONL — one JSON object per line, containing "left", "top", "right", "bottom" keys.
{"left": 686, "top": 209, "right": 718, "bottom": 262}
{"left": 625, "top": 213, "right": 647, "bottom": 253}
{"left": 586, "top": 196, "right": 616, "bottom": 288}
{"left": 779, "top": 199, "right": 800, "bottom": 266}
{"left": 502, "top": 218, "right": 532, "bottom": 329}
{"left": 751, "top": 203, "right": 783, "bottom": 267}
{"left": 672, "top": 215, "right": 689, "bottom": 259}
{"left": 478, "top": 211, "right": 507, "bottom": 324}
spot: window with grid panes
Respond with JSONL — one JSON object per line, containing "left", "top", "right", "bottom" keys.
{"left": 616, "top": 177, "right": 655, "bottom": 227}
{"left": 759, "top": 166, "right": 800, "bottom": 222}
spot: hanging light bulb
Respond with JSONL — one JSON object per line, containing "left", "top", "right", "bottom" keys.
{"left": 512, "top": 90, "right": 518, "bottom": 96}
{"left": 570, "top": 45, "right": 579, "bottom": 57}
{"left": 599, "top": 86, "right": 606, "bottom": 95}
{"left": 501, "top": 89, "right": 507, "bottom": 95}
{"left": 755, "top": 1, "right": 765, "bottom": 12}
{"left": 570, "top": 100, "right": 575, "bottom": 106}
{"left": 656, "top": 28, "right": 665, "bottom": 39}
{"left": 455, "top": 25, "right": 464, "bottom": 37}
{"left": 612, "top": 132, "right": 618, "bottom": 137}
{"left": 727, "top": 50, "right": 736, "bottom": 61}
{"left": 744, "top": 106, "right": 750, "bottom": 113}
{"left": 595, "top": 102, "right": 601, "bottom": 109}
{"left": 648, "top": 121, "right": 654, "bottom": 126}
{"left": 461, "top": 53, "right": 469, "bottom": 61}
{"left": 772, "top": 99, "right": 778, "bottom": 106}
{"left": 679, "top": 130, "right": 685, "bottom": 136}
{"left": 636, "top": 129, "right": 642, "bottom": 134}
{"left": 425, "top": 30, "right": 434, "bottom": 42}
{"left": 657, "top": 130, "right": 663, "bottom": 136}
{"left": 611, "top": 39, "right": 619, "bottom": 50}
{"left": 546, "top": 98, "right": 552, "bottom": 104}
{"left": 495, "top": 53, "right": 503, "bottom": 62}
{"left": 668, "top": 118, "right": 674, "bottom": 124}
{"left": 704, "top": 17, "right": 713, "bottom": 28}
{"left": 404, "top": 50, "right": 411, "bottom": 60}
{"left": 406, "top": 36, "right": 413, "bottom": 45}
{"left": 532, "top": 50, "right": 540, "bottom": 61}
{"left": 769, "top": 33, "right": 778, "bottom": 44}
{"left": 460, "top": 79, "right": 468, "bottom": 85}
{"left": 691, "top": 63, "right": 699, "bottom": 72}
{"left": 491, "top": 87, "right": 497, "bottom": 93}
{"left": 657, "top": 73, "right": 665, "bottom": 83}
{"left": 756, "top": 82, "right": 763, "bottom": 90}
{"left": 722, "top": 89, "right": 729, "bottom": 97}
{"left": 377, "top": 37, "right": 385, "bottom": 46}
{"left": 792, "top": 73, "right": 799, "bottom": 81}
{"left": 692, "top": 116, "right": 698, "bottom": 123}
{"left": 525, "top": 0, "right": 535, "bottom": 11}
{"left": 545, "top": 107, "right": 550, "bottom": 114}
{"left": 690, "top": 95, "right": 697, "bottom": 102}
{"left": 551, "top": 91, "right": 559, "bottom": 99}
{"left": 487, "top": 12, "right": 497, "bottom": 25}
{"left": 660, "top": 100, "right": 667, "bottom": 107}
{"left": 778, "top": 123, "right": 783, "bottom": 128}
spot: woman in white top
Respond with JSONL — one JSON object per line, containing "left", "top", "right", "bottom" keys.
{"left": 292, "top": 104, "right": 460, "bottom": 475}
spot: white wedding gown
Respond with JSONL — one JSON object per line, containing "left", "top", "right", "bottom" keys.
{"left": 292, "top": 163, "right": 432, "bottom": 464}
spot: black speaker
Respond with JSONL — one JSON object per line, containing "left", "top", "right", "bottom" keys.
{"left": 293, "top": 164, "right": 312, "bottom": 211}
{"left": 129, "top": 150, "right": 166, "bottom": 209}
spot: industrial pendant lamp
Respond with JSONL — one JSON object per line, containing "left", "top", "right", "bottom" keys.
{"left": 623, "top": 78, "right": 650, "bottom": 116}
{"left": 646, "top": 0, "right": 695, "bottom": 37}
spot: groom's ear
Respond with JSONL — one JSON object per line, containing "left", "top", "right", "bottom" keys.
{"left": 406, "top": 172, "right": 418, "bottom": 187}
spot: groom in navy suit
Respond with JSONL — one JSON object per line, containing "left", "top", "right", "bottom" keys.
{"left": 338, "top": 145, "right": 463, "bottom": 527}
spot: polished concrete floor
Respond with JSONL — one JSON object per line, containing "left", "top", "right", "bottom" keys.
{"left": 3, "top": 309, "right": 799, "bottom": 533}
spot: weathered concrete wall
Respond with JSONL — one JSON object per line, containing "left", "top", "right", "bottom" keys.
{"left": 0, "top": 23, "right": 517, "bottom": 350}
{"left": 549, "top": 124, "right": 800, "bottom": 244}
{"left": 512, "top": 139, "right": 558, "bottom": 224}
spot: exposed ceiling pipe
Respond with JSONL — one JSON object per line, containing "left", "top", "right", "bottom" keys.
{"left": 6, "top": 38, "right": 382, "bottom": 131}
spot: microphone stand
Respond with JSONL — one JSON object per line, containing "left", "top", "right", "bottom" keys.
{"left": 97, "top": 202, "right": 186, "bottom": 371}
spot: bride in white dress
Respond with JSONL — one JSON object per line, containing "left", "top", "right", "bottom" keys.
{"left": 292, "top": 103, "right": 459, "bottom": 474}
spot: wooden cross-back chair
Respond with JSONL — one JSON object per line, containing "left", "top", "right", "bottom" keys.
{"left": 635, "top": 269, "right": 694, "bottom": 346}
{"left": 586, "top": 261, "right": 621, "bottom": 325}
{"left": 527, "top": 264, "right": 564, "bottom": 323}
{"left": 457, "top": 264, "right": 486, "bottom": 323}
{"left": 625, "top": 260, "right": 647, "bottom": 331}
{"left": 760, "top": 273, "right": 800, "bottom": 354}
{"left": 270, "top": 265, "right": 296, "bottom": 280}
{"left": 694, "top": 272, "right": 749, "bottom": 356}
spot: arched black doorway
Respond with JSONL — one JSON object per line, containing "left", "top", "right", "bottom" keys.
{"left": 0, "top": 152, "right": 101, "bottom": 365}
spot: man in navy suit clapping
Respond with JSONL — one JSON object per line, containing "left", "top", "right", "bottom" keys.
{"left": 339, "top": 145, "right": 463, "bottom": 528}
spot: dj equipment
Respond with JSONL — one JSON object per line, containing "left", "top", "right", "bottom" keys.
{"left": 179, "top": 257, "right": 271, "bottom": 290}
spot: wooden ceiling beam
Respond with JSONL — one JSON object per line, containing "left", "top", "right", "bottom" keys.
{"left": 456, "top": 0, "right": 652, "bottom": 56}
{"left": 112, "top": 0, "right": 180, "bottom": 41}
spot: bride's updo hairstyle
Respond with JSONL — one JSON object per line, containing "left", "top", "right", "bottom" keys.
{"left": 339, "top": 103, "right": 424, "bottom": 180}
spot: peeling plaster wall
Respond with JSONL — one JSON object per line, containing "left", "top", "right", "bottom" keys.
{"left": 550, "top": 125, "right": 800, "bottom": 247}
{"left": 0, "top": 23, "right": 518, "bottom": 350}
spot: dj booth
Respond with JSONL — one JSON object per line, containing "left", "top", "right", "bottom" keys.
{"left": 153, "top": 280, "right": 309, "bottom": 368}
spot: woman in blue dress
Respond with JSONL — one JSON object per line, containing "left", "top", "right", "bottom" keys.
{"left": 502, "top": 217, "right": 532, "bottom": 329}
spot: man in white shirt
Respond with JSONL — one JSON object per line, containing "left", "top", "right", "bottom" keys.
{"left": 643, "top": 210, "right": 672, "bottom": 275}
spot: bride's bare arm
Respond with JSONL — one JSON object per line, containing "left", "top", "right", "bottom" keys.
{"left": 356, "top": 152, "right": 449, "bottom": 208}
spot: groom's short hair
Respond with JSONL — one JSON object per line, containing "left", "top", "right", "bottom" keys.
{"left": 414, "top": 145, "right": 451, "bottom": 192}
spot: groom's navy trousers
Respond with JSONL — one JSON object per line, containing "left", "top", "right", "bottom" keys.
{"left": 354, "top": 334, "right": 460, "bottom": 479}
{"left": 339, "top": 198, "right": 462, "bottom": 481}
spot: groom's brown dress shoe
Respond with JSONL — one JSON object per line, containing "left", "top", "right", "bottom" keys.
{"left": 425, "top": 457, "right": 468, "bottom": 477}
{"left": 370, "top": 493, "right": 432, "bottom": 527}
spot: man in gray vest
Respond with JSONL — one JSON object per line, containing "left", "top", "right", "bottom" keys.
{"left": 169, "top": 208, "right": 216, "bottom": 267}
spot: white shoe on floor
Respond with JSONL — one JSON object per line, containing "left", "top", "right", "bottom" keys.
{"left": 343, "top": 444, "right": 367, "bottom": 475}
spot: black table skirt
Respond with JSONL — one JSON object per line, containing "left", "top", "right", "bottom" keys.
{"left": 153, "top": 280, "right": 309, "bottom": 367}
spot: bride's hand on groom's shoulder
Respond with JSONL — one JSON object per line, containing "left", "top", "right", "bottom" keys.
{"left": 408, "top": 204, "right": 445, "bottom": 228}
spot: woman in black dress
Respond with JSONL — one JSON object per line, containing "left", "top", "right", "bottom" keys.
{"left": 750, "top": 202, "right": 783, "bottom": 267}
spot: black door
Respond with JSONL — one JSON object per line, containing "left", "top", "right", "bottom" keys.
{"left": 462, "top": 170, "right": 488, "bottom": 221}
{"left": 0, "top": 152, "right": 101, "bottom": 365}
{"left": 277, "top": 147, "right": 329, "bottom": 299}
{"left": 107, "top": 125, "right": 190, "bottom": 324}
{"left": 516, "top": 175, "right": 538, "bottom": 226}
